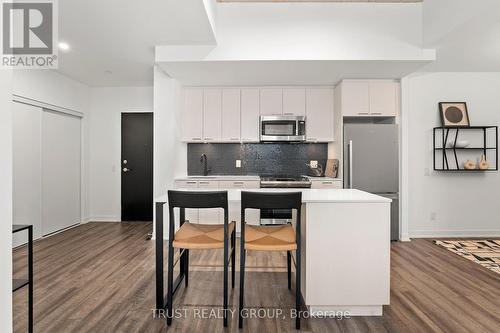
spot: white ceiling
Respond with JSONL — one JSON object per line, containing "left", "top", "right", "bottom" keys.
{"left": 57, "top": 0, "right": 216, "bottom": 87}
{"left": 54, "top": 0, "right": 500, "bottom": 87}
{"left": 421, "top": 0, "right": 500, "bottom": 72}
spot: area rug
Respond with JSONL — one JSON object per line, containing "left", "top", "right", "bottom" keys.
{"left": 434, "top": 240, "right": 500, "bottom": 275}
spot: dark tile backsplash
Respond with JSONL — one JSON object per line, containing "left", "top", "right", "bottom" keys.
{"left": 187, "top": 143, "right": 328, "bottom": 176}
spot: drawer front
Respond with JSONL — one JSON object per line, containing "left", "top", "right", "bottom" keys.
{"left": 175, "top": 180, "right": 198, "bottom": 188}
{"left": 219, "top": 180, "right": 260, "bottom": 189}
{"left": 197, "top": 180, "right": 219, "bottom": 189}
{"left": 311, "top": 180, "right": 343, "bottom": 189}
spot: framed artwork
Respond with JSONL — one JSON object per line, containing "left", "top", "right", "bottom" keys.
{"left": 439, "top": 102, "right": 470, "bottom": 127}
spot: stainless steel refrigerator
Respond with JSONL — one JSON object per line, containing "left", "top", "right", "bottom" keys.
{"left": 343, "top": 124, "right": 399, "bottom": 241}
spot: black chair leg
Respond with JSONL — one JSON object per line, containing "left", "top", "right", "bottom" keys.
{"left": 184, "top": 249, "right": 189, "bottom": 287}
{"left": 238, "top": 248, "right": 245, "bottom": 328}
{"left": 231, "top": 230, "right": 236, "bottom": 289}
{"left": 287, "top": 251, "right": 291, "bottom": 290}
{"left": 295, "top": 247, "right": 301, "bottom": 330}
{"left": 223, "top": 237, "right": 229, "bottom": 327}
{"left": 167, "top": 243, "right": 174, "bottom": 326}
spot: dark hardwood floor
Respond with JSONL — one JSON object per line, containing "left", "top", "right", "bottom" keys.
{"left": 13, "top": 222, "right": 500, "bottom": 332}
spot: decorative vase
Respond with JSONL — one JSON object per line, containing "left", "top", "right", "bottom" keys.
{"left": 464, "top": 160, "right": 476, "bottom": 170}
{"left": 479, "top": 155, "right": 489, "bottom": 170}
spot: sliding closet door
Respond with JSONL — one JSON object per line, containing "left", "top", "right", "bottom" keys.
{"left": 41, "top": 110, "right": 81, "bottom": 235}
{"left": 12, "top": 102, "right": 42, "bottom": 246}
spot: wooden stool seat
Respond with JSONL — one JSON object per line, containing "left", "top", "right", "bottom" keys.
{"left": 244, "top": 224, "right": 297, "bottom": 251}
{"left": 173, "top": 222, "right": 235, "bottom": 250}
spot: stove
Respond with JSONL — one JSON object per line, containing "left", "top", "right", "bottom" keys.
{"left": 260, "top": 175, "right": 312, "bottom": 188}
{"left": 258, "top": 175, "right": 311, "bottom": 225}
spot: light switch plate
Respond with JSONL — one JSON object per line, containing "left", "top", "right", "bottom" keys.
{"left": 236, "top": 160, "right": 241, "bottom": 168}
{"left": 310, "top": 160, "right": 318, "bottom": 169}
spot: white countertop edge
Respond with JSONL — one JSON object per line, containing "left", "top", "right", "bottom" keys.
{"left": 155, "top": 189, "right": 391, "bottom": 204}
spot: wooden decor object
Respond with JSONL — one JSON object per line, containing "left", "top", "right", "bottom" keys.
{"left": 479, "top": 155, "right": 489, "bottom": 170}
{"left": 464, "top": 160, "right": 476, "bottom": 170}
{"left": 325, "top": 159, "right": 339, "bottom": 178}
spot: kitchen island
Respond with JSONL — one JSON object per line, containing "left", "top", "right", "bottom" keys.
{"left": 154, "top": 188, "right": 391, "bottom": 317}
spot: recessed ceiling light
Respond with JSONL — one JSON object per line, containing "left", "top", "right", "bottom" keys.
{"left": 58, "top": 42, "right": 70, "bottom": 51}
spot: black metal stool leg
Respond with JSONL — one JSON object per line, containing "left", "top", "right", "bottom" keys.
{"left": 231, "top": 230, "right": 236, "bottom": 288}
{"left": 184, "top": 249, "right": 189, "bottom": 287}
{"left": 287, "top": 251, "right": 291, "bottom": 290}
{"left": 238, "top": 248, "right": 245, "bottom": 328}
{"left": 166, "top": 242, "right": 174, "bottom": 326}
{"left": 295, "top": 247, "right": 301, "bottom": 330}
{"left": 223, "top": 235, "right": 229, "bottom": 327}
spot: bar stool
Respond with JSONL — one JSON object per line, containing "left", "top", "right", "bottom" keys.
{"left": 166, "top": 190, "right": 236, "bottom": 327}
{"left": 238, "top": 191, "right": 302, "bottom": 330}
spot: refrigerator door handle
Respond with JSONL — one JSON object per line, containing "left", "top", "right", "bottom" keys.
{"left": 348, "top": 140, "right": 353, "bottom": 189}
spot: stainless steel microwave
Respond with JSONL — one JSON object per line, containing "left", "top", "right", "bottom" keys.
{"left": 260, "top": 115, "right": 306, "bottom": 142}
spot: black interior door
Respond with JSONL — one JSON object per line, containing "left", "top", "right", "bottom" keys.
{"left": 121, "top": 113, "right": 153, "bottom": 221}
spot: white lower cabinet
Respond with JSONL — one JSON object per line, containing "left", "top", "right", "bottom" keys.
{"left": 174, "top": 178, "right": 261, "bottom": 229}
{"left": 197, "top": 180, "right": 220, "bottom": 224}
{"left": 310, "top": 179, "right": 343, "bottom": 189}
{"left": 174, "top": 180, "right": 200, "bottom": 223}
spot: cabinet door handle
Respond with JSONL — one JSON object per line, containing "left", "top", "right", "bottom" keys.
{"left": 357, "top": 112, "right": 369, "bottom": 115}
{"left": 322, "top": 181, "right": 333, "bottom": 185}
{"left": 204, "top": 137, "right": 214, "bottom": 141}
{"left": 307, "top": 138, "right": 317, "bottom": 141}
{"left": 199, "top": 181, "right": 210, "bottom": 184}
{"left": 230, "top": 138, "right": 239, "bottom": 141}
{"left": 233, "top": 182, "right": 244, "bottom": 185}
{"left": 186, "top": 181, "right": 197, "bottom": 184}
{"left": 283, "top": 112, "right": 294, "bottom": 115}
{"left": 371, "top": 112, "right": 383, "bottom": 115}
{"left": 192, "top": 137, "right": 202, "bottom": 141}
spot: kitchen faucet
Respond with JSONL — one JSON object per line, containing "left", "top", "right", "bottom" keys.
{"left": 200, "top": 153, "right": 210, "bottom": 176}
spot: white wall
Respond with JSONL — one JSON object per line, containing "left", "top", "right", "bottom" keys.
{"left": 404, "top": 72, "right": 500, "bottom": 237}
{"left": 153, "top": 67, "right": 186, "bottom": 195}
{"left": 0, "top": 71, "right": 13, "bottom": 332}
{"left": 88, "top": 86, "right": 153, "bottom": 221}
{"left": 153, "top": 66, "right": 186, "bottom": 238}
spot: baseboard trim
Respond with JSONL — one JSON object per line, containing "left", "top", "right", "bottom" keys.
{"left": 87, "top": 216, "right": 121, "bottom": 222}
{"left": 400, "top": 233, "right": 411, "bottom": 242}
{"left": 410, "top": 229, "right": 500, "bottom": 238}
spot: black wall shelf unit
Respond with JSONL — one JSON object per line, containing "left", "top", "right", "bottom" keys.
{"left": 433, "top": 126, "right": 498, "bottom": 172}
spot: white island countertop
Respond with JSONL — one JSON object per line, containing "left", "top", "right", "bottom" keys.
{"left": 155, "top": 188, "right": 391, "bottom": 204}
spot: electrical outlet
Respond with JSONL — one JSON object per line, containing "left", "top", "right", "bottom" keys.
{"left": 310, "top": 160, "right": 318, "bottom": 169}
{"left": 236, "top": 160, "right": 241, "bottom": 168}
{"left": 430, "top": 212, "right": 437, "bottom": 221}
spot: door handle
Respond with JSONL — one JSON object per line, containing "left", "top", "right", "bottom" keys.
{"left": 123, "top": 167, "right": 132, "bottom": 172}
{"left": 348, "top": 140, "right": 353, "bottom": 189}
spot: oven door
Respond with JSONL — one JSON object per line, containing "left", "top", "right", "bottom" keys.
{"left": 260, "top": 208, "right": 292, "bottom": 225}
{"left": 260, "top": 116, "right": 306, "bottom": 142}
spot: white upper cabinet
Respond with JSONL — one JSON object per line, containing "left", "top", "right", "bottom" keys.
{"left": 283, "top": 88, "right": 306, "bottom": 116}
{"left": 240, "top": 88, "right": 260, "bottom": 142}
{"left": 182, "top": 88, "right": 204, "bottom": 142}
{"left": 260, "top": 88, "right": 283, "bottom": 116}
{"left": 341, "top": 80, "right": 399, "bottom": 117}
{"left": 203, "top": 88, "right": 222, "bottom": 142}
{"left": 306, "top": 88, "right": 334, "bottom": 142}
{"left": 341, "top": 81, "right": 370, "bottom": 117}
{"left": 221, "top": 88, "right": 241, "bottom": 142}
{"left": 369, "top": 80, "right": 398, "bottom": 116}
